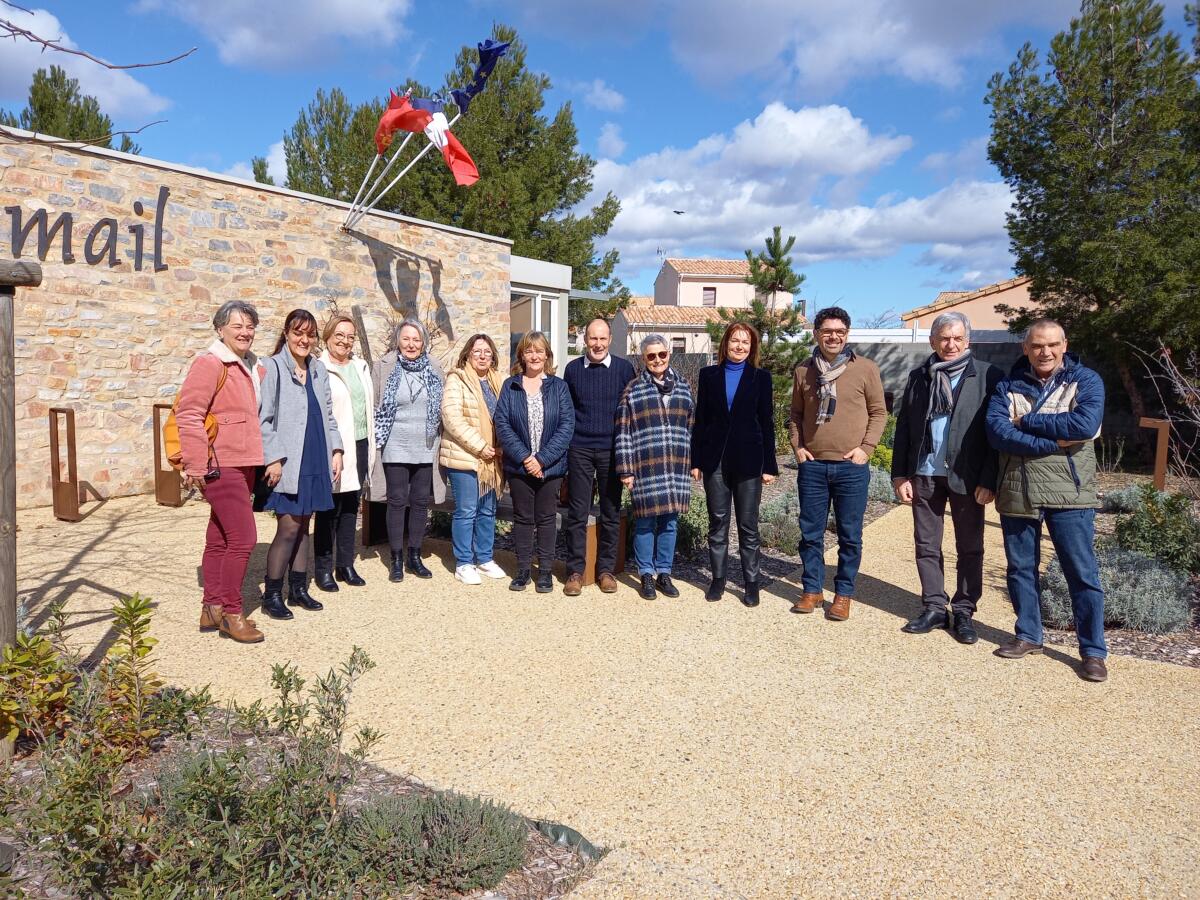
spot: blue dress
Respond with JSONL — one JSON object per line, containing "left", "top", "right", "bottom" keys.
{"left": 265, "top": 370, "right": 334, "bottom": 515}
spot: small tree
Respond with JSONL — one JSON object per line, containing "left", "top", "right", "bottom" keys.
{"left": 745, "top": 225, "right": 805, "bottom": 314}
{"left": 0, "top": 65, "right": 139, "bottom": 153}
{"left": 251, "top": 156, "right": 275, "bottom": 185}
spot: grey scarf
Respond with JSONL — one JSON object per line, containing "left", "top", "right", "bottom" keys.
{"left": 813, "top": 349, "right": 853, "bottom": 424}
{"left": 925, "top": 350, "right": 972, "bottom": 419}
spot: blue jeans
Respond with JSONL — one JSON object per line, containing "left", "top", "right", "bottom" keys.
{"left": 632, "top": 513, "right": 678, "bottom": 576}
{"left": 1001, "top": 508, "right": 1107, "bottom": 659}
{"left": 446, "top": 469, "right": 497, "bottom": 567}
{"left": 797, "top": 459, "right": 870, "bottom": 596}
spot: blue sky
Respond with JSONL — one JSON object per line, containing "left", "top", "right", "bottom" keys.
{"left": 1, "top": 1, "right": 1192, "bottom": 321}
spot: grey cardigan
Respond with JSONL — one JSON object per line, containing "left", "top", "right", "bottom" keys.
{"left": 367, "top": 349, "right": 447, "bottom": 505}
{"left": 259, "top": 349, "right": 343, "bottom": 495}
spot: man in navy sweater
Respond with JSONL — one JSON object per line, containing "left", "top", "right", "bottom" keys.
{"left": 562, "top": 318, "right": 636, "bottom": 595}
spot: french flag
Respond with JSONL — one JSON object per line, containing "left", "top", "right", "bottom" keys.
{"left": 374, "top": 92, "right": 479, "bottom": 186}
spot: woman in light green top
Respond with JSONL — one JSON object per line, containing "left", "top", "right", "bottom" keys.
{"left": 315, "top": 314, "right": 377, "bottom": 590}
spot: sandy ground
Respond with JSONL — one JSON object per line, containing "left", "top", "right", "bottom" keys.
{"left": 15, "top": 494, "right": 1200, "bottom": 899}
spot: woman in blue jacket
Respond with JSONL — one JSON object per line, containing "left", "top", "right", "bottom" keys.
{"left": 494, "top": 332, "right": 575, "bottom": 593}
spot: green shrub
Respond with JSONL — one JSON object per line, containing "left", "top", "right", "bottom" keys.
{"left": 675, "top": 491, "right": 710, "bottom": 557}
{"left": 1115, "top": 485, "right": 1200, "bottom": 574}
{"left": 348, "top": 792, "right": 528, "bottom": 894}
{"left": 1101, "top": 484, "right": 1151, "bottom": 513}
{"left": 1041, "top": 546, "right": 1193, "bottom": 634}
{"left": 879, "top": 413, "right": 897, "bottom": 450}
{"left": 0, "top": 632, "right": 76, "bottom": 744}
{"left": 759, "top": 491, "right": 800, "bottom": 552}
{"left": 869, "top": 444, "right": 893, "bottom": 471}
{"left": 429, "top": 509, "right": 452, "bottom": 539}
{"left": 867, "top": 466, "right": 898, "bottom": 503}
{"left": 772, "top": 373, "right": 793, "bottom": 454}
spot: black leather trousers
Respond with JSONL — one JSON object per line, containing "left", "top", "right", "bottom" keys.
{"left": 704, "top": 461, "right": 763, "bottom": 584}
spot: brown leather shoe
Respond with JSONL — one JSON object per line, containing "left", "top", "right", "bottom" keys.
{"left": 564, "top": 573, "right": 583, "bottom": 596}
{"left": 199, "top": 603, "right": 224, "bottom": 632}
{"left": 791, "top": 592, "right": 823, "bottom": 614}
{"left": 597, "top": 573, "right": 618, "bottom": 593}
{"left": 219, "top": 613, "right": 264, "bottom": 644}
{"left": 995, "top": 637, "right": 1044, "bottom": 659}
{"left": 1080, "top": 656, "right": 1108, "bottom": 683}
{"left": 826, "top": 594, "right": 852, "bottom": 621}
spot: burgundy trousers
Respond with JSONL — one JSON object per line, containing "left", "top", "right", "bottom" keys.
{"left": 201, "top": 465, "right": 258, "bottom": 615}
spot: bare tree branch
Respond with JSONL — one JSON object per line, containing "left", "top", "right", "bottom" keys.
{"left": 0, "top": 120, "right": 166, "bottom": 149}
{"left": 0, "top": 3, "right": 196, "bottom": 70}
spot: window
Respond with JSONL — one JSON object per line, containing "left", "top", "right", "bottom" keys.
{"left": 671, "top": 337, "right": 686, "bottom": 353}
{"left": 702, "top": 286, "right": 717, "bottom": 306}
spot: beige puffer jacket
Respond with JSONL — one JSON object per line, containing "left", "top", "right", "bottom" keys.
{"left": 439, "top": 366, "right": 503, "bottom": 475}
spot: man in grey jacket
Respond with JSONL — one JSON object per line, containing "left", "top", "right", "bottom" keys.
{"left": 891, "top": 311, "right": 1001, "bottom": 644}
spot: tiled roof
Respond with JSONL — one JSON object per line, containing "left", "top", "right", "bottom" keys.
{"left": 664, "top": 258, "right": 750, "bottom": 277}
{"left": 627, "top": 295, "right": 654, "bottom": 306}
{"left": 620, "top": 306, "right": 726, "bottom": 327}
{"left": 900, "top": 276, "right": 1032, "bottom": 321}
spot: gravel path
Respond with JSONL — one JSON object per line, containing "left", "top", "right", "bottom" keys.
{"left": 16, "top": 496, "right": 1200, "bottom": 898}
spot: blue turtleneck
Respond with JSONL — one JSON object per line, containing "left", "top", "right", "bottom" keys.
{"left": 724, "top": 359, "right": 745, "bottom": 409}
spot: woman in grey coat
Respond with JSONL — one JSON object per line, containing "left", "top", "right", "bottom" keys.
{"left": 371, "top": 318, "right": 444, "bottom": 583}
{"left": 258, "top": 309, "right": 344, "bottom": 619}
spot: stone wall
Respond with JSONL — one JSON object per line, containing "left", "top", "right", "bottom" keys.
{"left": 1, "top": 137, "right": 512, "bottom": 510}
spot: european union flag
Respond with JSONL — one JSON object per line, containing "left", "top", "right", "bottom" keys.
{"left": 450, "top": 38, "right": 511, "bottom": 114}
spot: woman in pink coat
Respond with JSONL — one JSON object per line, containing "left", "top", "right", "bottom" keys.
{"left": 175, "top": 300, "right": 266, "bottom": 644}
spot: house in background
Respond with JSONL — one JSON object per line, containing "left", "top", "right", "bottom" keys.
{"left": 653, "top": 258, "right": 795, "bottom": 313}
{"left": 610, "top": 304, "right": 724, "bottom": 358}
{"left": 900, "top": 276, "right": 1034, "bottom": 331}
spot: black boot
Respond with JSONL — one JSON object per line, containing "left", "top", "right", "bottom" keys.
{"left": 656, "top": 574, "right": 679, "bottom": 598}
{"left": 639, "top": 574, "right": 657, "bottom": 600}
{"left": 509, "top": 569, "right": 532, "bottom": 591}
{"left": 741, "top": 581, "right": 760, "bottom": 608}
{"left": 314, "top": 555, "right": 339, "bottom": 593}
{"left": 261, "top": 577, "right": 292, "bottom": 620}
{"left": 705, "top": 577, "right": 725, "bottom": 602}
{"left": 335, "top": 566, "right": 367, "bottom": 587}
{"left": 287, "top": 572, "right": 324, "bottom": 611}
{"left": 389, "top": 551, "right": 405, "bottom": 583}
{"left": 902, "top": 607, "right": 948, "bottom": 634}
{"left": 535, "top": 566, "right": 554, "bottom": 593}
{"left": 406, "top": 548, "right": 433, "bottom": 579}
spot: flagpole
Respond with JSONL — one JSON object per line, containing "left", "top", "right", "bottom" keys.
{"left": 344, "top": 131, "right": 417, "bottom": 228}
{"left": 348, "top": 113, "right": 461, "bottom": 229}
{"left": 343, "top": 152, "right": 382, "bottom": 228}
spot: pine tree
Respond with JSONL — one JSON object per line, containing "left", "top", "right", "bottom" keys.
{"left": 0, "top": 65, "right": 139, "bottom": 153}
{"left": 251, "top": 156, "right": 274, "bottom": 185}
{"left": 986, "top": 0, "right": 1200, "bottom": 419}
{"left": 279, "top": 25, "right": 621, "bottom": 290}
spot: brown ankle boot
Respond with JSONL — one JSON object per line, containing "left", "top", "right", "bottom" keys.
{"left": 827, "top": 594, "right": 852, "bottom": 621}
{"left": 199, "top": 603, "right": 224, "bottom": 632}
{"left": 791, "top": 592, "right": 823, "bottom": 614}
{"left": 219, "top": 613, "right": 264, "bottom": 644}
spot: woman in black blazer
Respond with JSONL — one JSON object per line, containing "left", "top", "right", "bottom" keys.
{"left": 690, "top": 323, "right": 778, "bottom": 606}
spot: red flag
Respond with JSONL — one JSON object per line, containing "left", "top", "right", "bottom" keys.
{"left": 423, "top": 112, "right": 479, "bottom": 186}
{"left": 374, "top": 92, "right": 433, "bottom": 154}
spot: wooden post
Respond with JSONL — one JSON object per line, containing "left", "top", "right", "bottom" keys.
{"left": 1, "top": 260, "right": 43, "bottom": 765}
{"left": 152, "top": 403, "right": 183, "bottom": 506}
{"left": 1139, "top": 417, "right": 1171, "bottom": 491}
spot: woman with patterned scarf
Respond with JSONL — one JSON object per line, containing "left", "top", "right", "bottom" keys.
{"left": 369, "top": 318, "right": 445, "bottom": 583}
{"left": 616, "top": 334, "right": 695, "bottom": 601}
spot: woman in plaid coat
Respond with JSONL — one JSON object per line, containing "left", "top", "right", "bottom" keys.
{"left": 616, "top": 334, "right": 695, "bottom": 600}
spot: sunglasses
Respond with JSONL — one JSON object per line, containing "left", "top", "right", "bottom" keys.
{"left": 644, "top": 351, "right": 669, "bottom": 362}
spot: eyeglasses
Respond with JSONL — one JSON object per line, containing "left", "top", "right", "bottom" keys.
{"left": 470, "top": 348, "right": 493, "bottom": 357}
{"left": 644, "top": 351, "right": 669, "bottom": 362}
{"left": 817, "top": 328, "right": 848, "bottom": 338}
{"left": 331, "top": 334, "right": 356, "bottom": 344}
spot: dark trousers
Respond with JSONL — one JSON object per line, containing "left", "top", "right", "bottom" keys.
{"left": 315, "top": 438, "right": 368, "bottom": 569}
{"left": 565, "top": 446, "right": 623, "bottom": 576}
{"left": 509, "top": 473, "right": 562, "bottom": 569}
{"left": 910, "top": 474, "right": 985, "bottom": 614}
{"left": 383, "top": 461, "right": 432, "bottom": 553}
{"left": 201, "top": 465, "right": 257, "bottom": 615}
{"left": 797, "top": 459, "right": 870, "bottom": 597}
{"left": 704, "top": 461, "right": 763, "bottom": 584}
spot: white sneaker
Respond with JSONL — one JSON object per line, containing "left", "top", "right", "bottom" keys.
{"left": 455, "top": 565, "right": 481, "bottom": 585}
{"left": 476, "top": 560, "right": 506, "bottom": 579}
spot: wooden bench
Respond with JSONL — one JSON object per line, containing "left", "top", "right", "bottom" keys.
{"left": 360, "top": 495, "right": 626, "bottom": 586}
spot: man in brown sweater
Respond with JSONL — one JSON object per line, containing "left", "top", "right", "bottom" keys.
{"left": 787, "top": 306, "right": 887, "bottom": 621}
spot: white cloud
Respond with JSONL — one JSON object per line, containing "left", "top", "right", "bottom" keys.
{"left": 223, "top": 139, "right": 287, "bottom": 184}
{"left": 575, "top": 78, "right": 626, "bottom": 111}
{"left": 597, "top": 122, "right": 626, "bottom": 159}
{"left": 508, "top": 0, "right": 1079, "bottom": 91}
{"left": 920, "top": 135, "right": 991, "bottom": 179}
{"left": 584, "top": 102, "right": 1013, "bottom": 285}
{"left": 0, "top": 7, "right": 169, "bottom": 118}
{"left": 137, "top": 0, "right": 412, "bottom": 69}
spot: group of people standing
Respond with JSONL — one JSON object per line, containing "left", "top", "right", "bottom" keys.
{"left": 177, "top": 299, "right": 1109, "bottom": 683}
